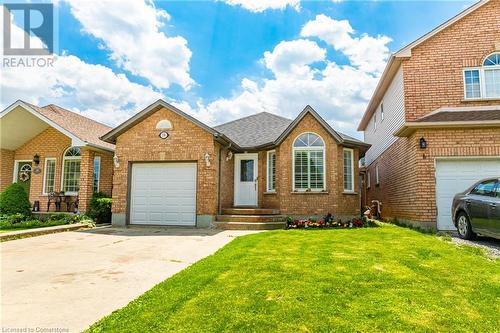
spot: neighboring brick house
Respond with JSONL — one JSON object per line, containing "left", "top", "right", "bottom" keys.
{"left": 358, "top": 0, "right": 500, "bottom": 230}
{"left": 101, "top": 100, "right": 369, "bottom": 228}
{"left": 0, "top": 100, "right": 114, "bottom": 213}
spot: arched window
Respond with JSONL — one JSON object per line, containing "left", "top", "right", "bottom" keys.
{"left": 464, "top": 52, "right": 500, "bottom": 99}
{"left": 483, "top": 53, "right": 500, "bottom": 66}
{"left": 62, "top": 147, "right": 81, "bottom": 194}
{"left": 293, "top": 133, "right": 325, "bottom": 191}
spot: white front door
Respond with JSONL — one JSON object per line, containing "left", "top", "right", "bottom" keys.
{"left": 234, "top": 153, "right": 258, "bottom": 206}
{"left": 435, "top": 158, "right": 500, "bottom": 230}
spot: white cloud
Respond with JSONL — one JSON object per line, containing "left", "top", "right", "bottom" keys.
{"left": 263, "top": 39, "right": 326, "bottom": 78}
{"left": 65, "top": 0, "right": 193, "bottom": 90}
{"left": 0, "top": 55, "right": 163, "bottom": 125}
{"left": 179, "top": 16, "right": 391, "bottom": 139}
{"left": 301, "top": 14, "right": 391, "bottom": 74}
{"left": 221, "top": 0, "right": 300, "bottom": 12}
{"left": 0, "top": 9, "right": 163, "bottom": 126}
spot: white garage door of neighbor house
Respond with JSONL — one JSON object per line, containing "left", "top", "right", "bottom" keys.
{"left": 435, "top": 158, "right": 500, "bottom": 231}
{"left": 130, "top": 163, "right": 197, "bottom": 226}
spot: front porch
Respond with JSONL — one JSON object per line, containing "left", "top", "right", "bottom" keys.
{"left": 0, "top": 102, "right": 114, "bottom": 213}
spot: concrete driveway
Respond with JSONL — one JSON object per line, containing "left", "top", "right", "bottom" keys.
{"left": 1, "top": 227, "right": 257, "bottom": 332}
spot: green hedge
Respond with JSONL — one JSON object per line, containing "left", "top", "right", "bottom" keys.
{"left": 0, "top": 183, "right": 31, "bottom": 215}
{"left": 87, "top": 192, "right": 112, "bottom": 224}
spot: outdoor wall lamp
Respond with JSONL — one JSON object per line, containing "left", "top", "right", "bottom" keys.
{"left": 113, "top": 154, "right": 120, "bottom": 168}
{"left": 204, "top": 153, "right": 211, "bottom": 167}
{"left": 33, "top": 154, "right": 40, "bottom": 165}
{"left": 419, "top": 137, "right": 427, "bottom": 149}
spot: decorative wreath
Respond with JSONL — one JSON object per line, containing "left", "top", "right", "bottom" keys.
{"left": 19, "top": 171, "right": 30, "bottom": 182}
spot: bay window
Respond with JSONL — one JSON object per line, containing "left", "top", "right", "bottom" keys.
{"left": 293, "top": 133, "right": 325, "bottom": 191}
{"left": 343, "top": 148, "right": 354, "bottom": 192}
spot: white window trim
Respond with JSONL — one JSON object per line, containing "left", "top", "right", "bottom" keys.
{"left": 43, "top": 158, "right": 57, "bottom": 195}
{"left": 266, "top": 150, "right": 276, "bottom": 192}
{"left": 61, "top": 147, "right": 81, "bottom": 195}
{"left": 292, "top": 132, "right": 326, "bottom": 192}
{"left": 12, "top": 160, "right": 32, "bottom": 183}
{"left": 93, "top": 156, "right": 101, "bottom": 193}
{"left": 375, "top": 165, "right": 380, "bottom": 185}
{"left": 463, "top": 64, "right": 500, "bottom": 100}
{"left": 343, "top": 148, "right": 355, "bottom": 192}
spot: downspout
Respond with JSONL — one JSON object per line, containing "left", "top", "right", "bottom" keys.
{"left": 217, "top": 144, "right": 222, "bottom": 215}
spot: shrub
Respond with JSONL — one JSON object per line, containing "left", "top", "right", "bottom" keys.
{"left": 87, "top": 192, "right": 112, "bottom": 224}
{"left": 0, "top": 183, "right": 31, "bottom": 215}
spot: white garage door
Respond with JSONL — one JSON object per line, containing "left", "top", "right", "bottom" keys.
{"left": 130, "top": 163, "right": 197, "bottom": 226}
{"left": 435, "top": 158, "right": 500, "bottom": 230}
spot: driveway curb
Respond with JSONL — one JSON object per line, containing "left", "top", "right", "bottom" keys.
{"left": 0, "top": 223, "right": 92, "bottom": 242}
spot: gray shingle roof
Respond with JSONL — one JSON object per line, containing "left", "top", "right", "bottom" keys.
{"left": 214, "top": 111, "right": 366, "bottom": 148}
{"left": 416, "top": 110, "right": 500, "bottom": 122}
{"left": 214, "top": 112, "right": 292, "bottom": 148}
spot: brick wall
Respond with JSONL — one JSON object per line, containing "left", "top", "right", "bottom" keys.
{"left": 365, "top": 0, "right": 500, "bottom": 229}
{"left": 2, "top": 127, "right": 113, "bottom": 213}
{"left": 366, "top": 128, "right": 500, "bottom": 227}
{"left": 402, "top": 0, "right": 500, "bottom": 121}
{"left": 0, "top": 149, "right": 15, "bottom": 192}
{"left": 112, "top": 107, "right": 218, "bottom": 217}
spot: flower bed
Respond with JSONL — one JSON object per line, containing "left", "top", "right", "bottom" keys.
{"left": 286, "top": 214, "right": 376, "bottom": 229}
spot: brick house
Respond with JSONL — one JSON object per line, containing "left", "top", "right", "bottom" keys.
{"left": 358, "top": 0, "right": 500, "bottom": 230}
{"left": 0, "top": 100, "right": 114, "bottom": 213}
{"left": 101, "top": 100, "right": 369, "bottom": 228}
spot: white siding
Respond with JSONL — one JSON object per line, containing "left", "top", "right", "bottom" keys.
{"left": 364, "top": 66, "right": 405, "bottom": 166}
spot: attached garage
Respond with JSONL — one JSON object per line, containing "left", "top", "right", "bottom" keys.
{"left": 435, "top": 158, "right": 500, "bottom": 230}
{"left": 130, "top": 162, "right": 197, "bottom": 226}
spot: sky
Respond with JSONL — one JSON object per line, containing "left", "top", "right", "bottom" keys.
{"left": 0, "top": 0, "right": 474, "bottom": 139}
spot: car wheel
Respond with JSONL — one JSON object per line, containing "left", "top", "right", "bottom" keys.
{"left": 456, "top": 212, "right": 475, "bottom": 240}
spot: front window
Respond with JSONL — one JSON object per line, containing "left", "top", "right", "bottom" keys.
{"left": 267, "top": 151, "right": 276, "bottom": 192}
{"left": 375, "top": 165, "right": 380, "bottom": 185}
{"left": 293, "top": 133, "right": 325, "bottom": 191}
{"left": 93, "top": 156, "right": 101, "bottom": 193}
{"left": 62, "top": 147, "right": 81, "bottom": 194}
{"left": 380, "top": 103, "right": 384, "bottom": 121}
{"left": 43, "top": 158, "right": 56, "bottom": 194}
{"left": 464, "top": 52, "right": 500, "bottom": 99}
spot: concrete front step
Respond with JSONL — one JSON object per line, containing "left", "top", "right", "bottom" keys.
{"left": 222, "top": 208, "right": 280, "bottom": 215}
{"left": 213, "top": 221, "right": 286, "bottom": 230}
{"left": 216, "top": 215, "right": 287, "bottom": 222}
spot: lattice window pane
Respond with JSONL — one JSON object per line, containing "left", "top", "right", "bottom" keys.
{"left": 464, "top": 70, "right": 481, "bottom": 99}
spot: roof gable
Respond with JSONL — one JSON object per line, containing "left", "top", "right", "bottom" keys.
{"left": 101, "top": 99, "right": 219, "bottom": 144}
{"left": 275, "top": 105, "right": 344, "bottom": 145}
{"left": 358, "top": 0, "right": 490, "bottom": 131}
{"left": 0, "top": 100, "right": 114, "bottom": 151}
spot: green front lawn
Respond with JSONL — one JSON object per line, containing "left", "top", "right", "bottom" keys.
{"left": 88, "top": 224, "right": 500, "bottom": 333}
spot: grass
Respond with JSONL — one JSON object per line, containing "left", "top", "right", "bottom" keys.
{"left": 0, "top": 218, "right": 72, "bottom": 232}
{"left": 87, "top": 224, "right": 500, "bottom": 333}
